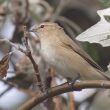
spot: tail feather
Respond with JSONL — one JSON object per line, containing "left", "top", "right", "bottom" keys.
{"left": 97, "top": 70, "right": 110, "bottom": 80}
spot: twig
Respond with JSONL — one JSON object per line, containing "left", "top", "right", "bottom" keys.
{"left": 1, "top": 79, "right": 34, "bottom": 96}
{"left": 50, "top": 0, "right": 65, "bottom": 22}
{"left": 22, "top": 26, "right": 43, "bottom": 92}
{"left": 0, "top": 39, "right": 18, "bottom": 49}
{"left": 0, "top": 27, "right": 43, "bottom": 92}
{"left": 68, "top": 92, "right": 76, "bottom": 110}
{"left": 17, "top": 80, "right": 110, "bottom": 110}
{"left": 52, "top": 77, "right": 62, "bottom": 110}
{"left": 39, "top": 0, "right": 53, "bottom": 21}
{"left": 56, "top": 16, "right": 82, "bottom": 34}
{"left": 0, "top": 86, "right": 12, "bottom": 97}
{"left": 22, "top": 0, "right": 29, "bottom": 23}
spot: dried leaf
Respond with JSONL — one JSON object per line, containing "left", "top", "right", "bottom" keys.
{"left": 0, "top": 54, "right": 11, "bottom": 79}
{"left": 76, "top": 8, "right": 110, "bottom": 47}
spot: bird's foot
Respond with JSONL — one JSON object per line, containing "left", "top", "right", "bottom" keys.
{"left": 67, "top": 73, "right": 80, "bottom": 91}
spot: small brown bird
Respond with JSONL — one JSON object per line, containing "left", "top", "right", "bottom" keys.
{"left": 30, "top": 22, "right": 110, "bottom": 81}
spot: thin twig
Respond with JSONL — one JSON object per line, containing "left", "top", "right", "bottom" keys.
{"left": 1, "top": 80, "right": 34, "bottom": 96}
{"left": 22, "top": 26, "right": 43, "bottom": 92}
{"left": 0, "top": 28, "right": 43, "bottom": 92}
{"left": 39, "top": 0, "right": 53, "bottom": 21}
{"left": 68, "top": 92, "right": 76, "bottom": 110}
{"left": 17, "top": 80, "right": 110, "bottom": 110}
{"left": 56, "top": 16, "right": 82, "bottom": 34}
{"left": 50, "top": 0, "right": 65, "bottom": 22}
{"left": 0, "top": 39, "right": 18, "bottom": 49}
{"left": 0, "top": 86, "right": 12, "bottom": 97}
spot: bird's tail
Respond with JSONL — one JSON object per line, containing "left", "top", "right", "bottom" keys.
{"left": 98, "top": 70, "right": 110, "bottom": 80}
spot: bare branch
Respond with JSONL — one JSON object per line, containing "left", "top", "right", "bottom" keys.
{"left": 22, "top": 26, "right": 43, "bottom": 92}
{"left": 56, "top": 16, "right": 82, "bottom": 34}
{"left": 68, "top": 92, "right": 76, "bottom": 110}
{"left": 0, "top": 27, "right": 43, "bottom": 92}
{"left": 51, "top": 0, "right": 65, "bottom": 21}
{"left": 17, "top": 80, "right": 110, "bottom": 110}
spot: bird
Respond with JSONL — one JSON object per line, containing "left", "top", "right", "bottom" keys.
{"left": 30, "top": 22, "right": 110, "bottom": 82}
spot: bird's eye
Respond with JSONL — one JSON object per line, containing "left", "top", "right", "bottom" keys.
{"left": 40, "top": 25, "right": 44, "bottom": 28}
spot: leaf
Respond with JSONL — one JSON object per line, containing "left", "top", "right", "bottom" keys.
{"left": 100, "top": 0, "right": 110, "bottom": 7}
{"left": 85, "top": 43, "right": 99, "bottom": 62}
{"left": 0, "top": 54, "right": 11, "bottom": 79}
{"left": 104, "top": 15, "right": 110, "bottom": 22}
{"left": 107, "top": 63, "right": 110, "bottom": 75}
{"left": 76, "top": 8, "right": 110, "bottom": 47}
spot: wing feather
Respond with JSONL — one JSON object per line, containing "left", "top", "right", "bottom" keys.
{"left": 59, "top": 31, "right": 103, "bottom": 72}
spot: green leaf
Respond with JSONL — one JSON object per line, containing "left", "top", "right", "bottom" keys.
{"left": 100, "top": 0, "right": 110, "bottom": 7}
{"left": 84, "top": 43, "right": 99, "bottom": 62}
{"left": 104, "top": 15, "right": 110, "bottom": 22}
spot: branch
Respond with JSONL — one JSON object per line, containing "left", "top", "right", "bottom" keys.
{"left": 17, "top": 80, "right": 110, "bottom": 110}
{"left": 56, "top": 16, "right": 82, "bottom": 34}
{"left": 1, "top": 80, "right": 34, "bottom": 96}
{"left": 51, "top": 0, "right": 64, "bottom": 21}
{"left": 22, "top": 26, "right": 43, "bottom": 92}
{"left": 68, "top": 92, "right": 76, "bottom": 110}
{"left": 0, "top": 27, "right": 43, "bottom": 92}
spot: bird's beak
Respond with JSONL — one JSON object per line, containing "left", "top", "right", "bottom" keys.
{"left": 29, "top": 26, "right": 39, "bottom": 38}
{"left": 29, "top": 25, "right": 38, "bottom": 32}
{"left": 29, "top": 29, "right": 36, "bottom": 32}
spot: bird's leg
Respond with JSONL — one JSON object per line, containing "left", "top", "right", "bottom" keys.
{"left": 43, "top": 76, "right": 52, "bottom": 95}
{"left": 67, "top": 73, "right": 80, "bottom": 91}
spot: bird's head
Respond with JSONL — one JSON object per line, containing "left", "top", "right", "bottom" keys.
{"left": 30, "top": 22, "right": 63, "bottom": 39}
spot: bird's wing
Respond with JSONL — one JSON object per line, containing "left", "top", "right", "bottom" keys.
{"left": 59, "top": 32, "right": 103, "bottom": 72}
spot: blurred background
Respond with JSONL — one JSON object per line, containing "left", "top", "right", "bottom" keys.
{"left": 0, "top": 0, "right": 110, "bottom": 110}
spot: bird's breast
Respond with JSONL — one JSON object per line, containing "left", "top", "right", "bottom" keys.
{"left": 40, "top": 41, "right": 58, "bottom": 66}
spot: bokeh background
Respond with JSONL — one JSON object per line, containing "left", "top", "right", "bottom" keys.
{"left": 0, "top": 0, "right": 110, "bottom": 110}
